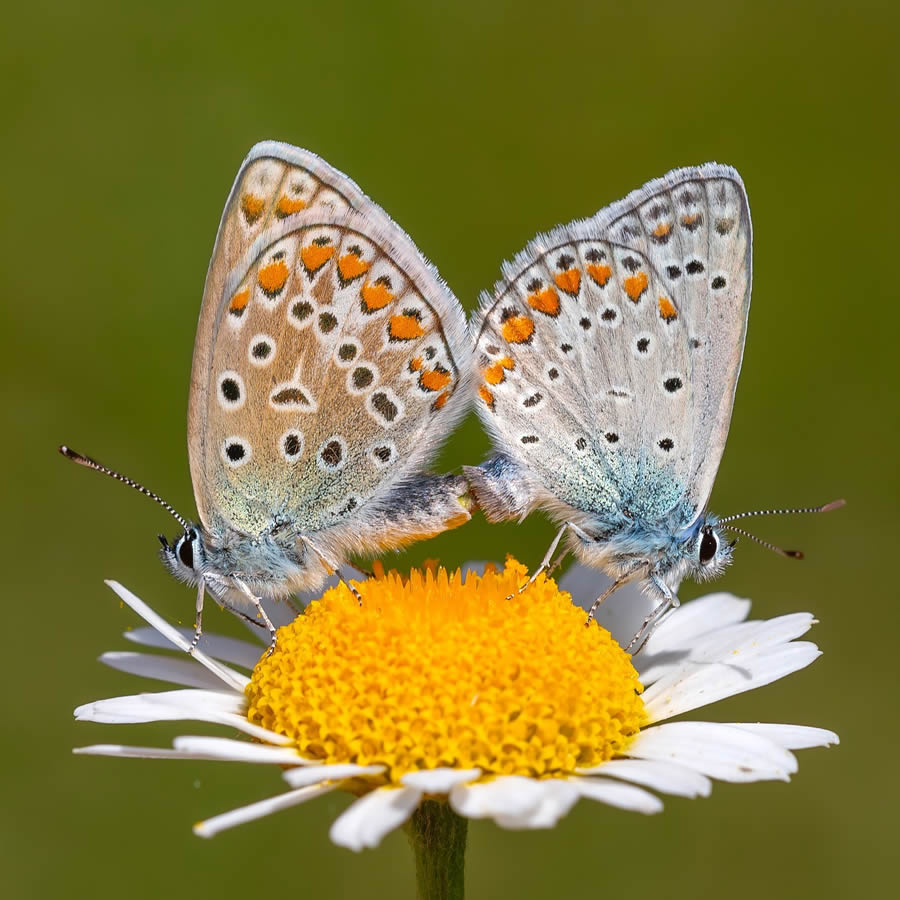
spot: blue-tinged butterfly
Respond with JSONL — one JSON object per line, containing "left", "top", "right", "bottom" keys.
{"left": 62, "top": 142, "right": 474, "bottom": 649}
{"left": 464, "top": 163, "right": 842, "bottom": 648}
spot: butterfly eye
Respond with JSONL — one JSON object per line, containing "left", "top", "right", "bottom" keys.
{"left": 699, "top": 529, "right": 719, "bottom": 566}
{"left": 178, "top": 533, "right": 195, "bottom": 569}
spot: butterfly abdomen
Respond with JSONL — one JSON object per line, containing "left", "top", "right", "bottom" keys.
{"left": 463, "top": 454, "right": 542, "bottom": 523}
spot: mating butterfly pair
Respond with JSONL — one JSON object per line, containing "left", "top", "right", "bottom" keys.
{"left": 63, "top": 142, "right": 839, "bottom": 652}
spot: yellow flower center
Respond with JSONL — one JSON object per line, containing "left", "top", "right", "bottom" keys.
{"left": 246, "top": 559, "right": 647, "bottom": 782}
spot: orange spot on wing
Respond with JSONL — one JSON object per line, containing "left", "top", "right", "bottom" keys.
{"left": 361, "top": 279, "right": 394, "bottom": 310}
{"left": 389, "top": 314, "right": 425, "bottom": 341}
{"left": 624, "top": 272, "right": 649, "bottom": 302}
{"left": 528, "top": 286, "right": 561, "bottom": 315}
{"left": 258, "top": 260, "right": 289, "bottom": 295}
{"left": 420, "top": 369, "right": 452, "bottom": 392}
{"left": 658, "top": 296, "right": 678, "bottom": 321}
{"left": 409, "top": 356, "right": 424, "bottom": 371}
{"left": 338, "top": 253, "right": 370, "bottom": 282}
{"left": 479, "top": 385, "right": 495, "bottom": 409}
{"left": 276, "top": 195, "right": 306, "bottom": 217}
{"left": 484, "top": 364, "right": 505, "bottom": 385}
{"left": 240, "top": 193, "right": 265, "bottom": 224}
{"left": 229, "top": 289, "right": 250, "bottom": 313}
{"left": 653, "top": 223, "right": 671, "bottom": 237}
{"left": 587, "top": 263, "right": 612, "bottom": 286}
{"left": 301, "top": 243, "right": 335, "bottom": 273}
{"left": 553, "top": 269, "right": 581, "bottom": 296}
{"left": 501, "top": 315, "right": 534, "bottom": 344}
{"left": 432, "top": 391, "right": 450, "bottom": 411}
{"left": 484, "top": 356, "right": 515, "bottom": 385}
{"left": 681, "top": 213, "right": 701, "bottom": 227}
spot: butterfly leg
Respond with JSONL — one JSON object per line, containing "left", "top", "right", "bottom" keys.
{"left": 334, "top": 565, "right": 365, "bottom": 606}
{"left": 584, "top": 574, "right": 632, "bottom": 626}
{"left": 300, "top": 536, "right": 364, "bottom": 606}
{"left": 509, "top": 521, "right": 575, "bottom": 599}
{"left": 231, "top": 576, "right": 279, "bottom": 655}
{"left": 189, "top": 580, "right": 207, "bottom": 650}
{"left": 625, "top": 576, "right": 680, "bottom": 655}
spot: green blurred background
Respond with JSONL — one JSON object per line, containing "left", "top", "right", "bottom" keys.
{"left": 3, "top": 1, "right": 897, "bottom": 897}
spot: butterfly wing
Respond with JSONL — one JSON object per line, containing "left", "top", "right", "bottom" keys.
{"left": 469, "top": 164, "right": 750, "bottom": 531}
{"left": 470, "top": 230, "right": 693, "bottom": 530}
{"left": 189, "top": 143, "right": 472, "bottom": 549}
{"left": 597, "top": 165, "right": 752, "bottom": 515}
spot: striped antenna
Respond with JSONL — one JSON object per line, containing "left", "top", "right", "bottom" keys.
{"left": 723, "top": 525, "right": 804, "bottom": 559}
{"left": 59, "top": 445, "right": 190, "bottom": 532}
{"left": 720, "top": 499, "right": 844, "bottom": 561}
{"left": 719, "top": 499, "right": 845, "bottom": 525}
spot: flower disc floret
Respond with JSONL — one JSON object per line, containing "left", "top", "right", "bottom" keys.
{"left": 246, "top": 560, "right": 646, "bottom": 782}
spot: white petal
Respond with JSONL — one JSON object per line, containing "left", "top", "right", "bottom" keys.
{"left": 74, "top": 744, "right": 208, "bottom": 760}
{"left": 75, "top": 688, "right": 243, "bottom": 721}
{"left": 283, "top": 764, "right": 385, "bottom": 787}
{"left": 74, "top": 689, "right": 292, "bottom": 745}
{"left": 558, "top": 564, "right": 656, "bottom": 648}
{"left": 569, "top": 777, "right": 663, "bottom": 814}
{"left": 645, "top": 643, "right": 821, "bottom": 722}
{"left": 194, "top": 784, "right": 335, "bottom": 838}
{"left": 106, "top": 581, "right": 248, "bottom": 691}
{"left": 74, "top": 738, "right": 306, "bottom": 765}
{"left": 645, "top": 592, "right": 753, "bottom": 648}
{"left": 401, "top": 768, "right": 482, "bottom": 793}
{"left": 625, "top": 721, "right": 798, "bottom": 782}
{"left": 636, "top": 593, "right": 752, "bottom": 682}
{"left": 726, "top": 723, "right": 839, "bottom": 749}
{"left": 100, "top": 651, "right": 230, "bottom": 690}
{"left": 642, "top": 615, "right": 820, "bottom": 721}
{"left": 329, "top": 787, "right": 422, "bottom": 850}
{"left": 172, "top": 736, "right": 311, "bottom": 763}
{"left": 450, "top": 777, "right": 580, "bottom": 829}
{"left": 577, "top": 758, "right": 711, "bottom": 797}
{"left": 125, "top": 626, "right": 262, "bottom": 669}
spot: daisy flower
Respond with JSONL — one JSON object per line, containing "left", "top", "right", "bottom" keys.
{"left": 75, "top": 559, "right": 836, "bottom": 855}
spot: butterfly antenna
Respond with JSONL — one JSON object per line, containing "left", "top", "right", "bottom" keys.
{"left": 721, "top": 525, "right": 804, "bottom": 559}
{"left": 719, "top": 499, "right": 844, "bottom": 561}
{"left": 719, "top": 499, "right": 845, "bottom": 525}
{"left": 59, "top": 445, "right": 190, "bottom": 531}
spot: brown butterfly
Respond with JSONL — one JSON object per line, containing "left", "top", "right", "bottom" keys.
{"left": 62, "top": 142, "right": 474, "bottom": 649}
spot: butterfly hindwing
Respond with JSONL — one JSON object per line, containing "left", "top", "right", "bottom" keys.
{"left": 470, "top": 164, "right": 750, "bottom": 532}
{"left": 190, "top": 144, "right": 472, "bottom": 553}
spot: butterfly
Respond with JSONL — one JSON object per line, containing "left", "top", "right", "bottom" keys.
{"left": 464, "top": 163, "right": 841, "bottom": 647}
{"left": 62, "top": 141, "right": 474, "bottom": 648}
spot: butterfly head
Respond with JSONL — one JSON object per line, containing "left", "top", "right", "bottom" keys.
{"left": 687, "top": 517, "right": 736, "bottom": 582}
{"left": 159, "top": 527, "right": 208, "bottom": 586}
{"left": 682, "top": 499, "right": 847, "bottom": 583}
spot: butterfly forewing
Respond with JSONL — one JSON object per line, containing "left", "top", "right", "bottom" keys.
{"left": 190, "top": 144, "right": 471, "bottom": 541}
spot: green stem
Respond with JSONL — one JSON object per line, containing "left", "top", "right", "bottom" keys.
{"left": 404, "top": 800, "right": 468, "bottom": 900}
